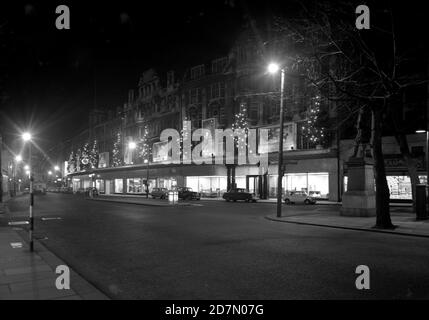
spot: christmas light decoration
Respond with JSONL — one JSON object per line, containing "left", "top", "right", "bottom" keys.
{"left": 112, "top": 132, "right": 123, "bottom": 167}
{"left": 80, "top": 142, "right": 91, "bottom": 170}
{"left": 89, "top": 139, "right": 99, "bottom": 168}
{"left": 138, "top": 124, "right": 151, "bottom": 162}
{"left": 232, "top": 102, "right": 249, "bottom": 151}
{"left": 302, "top": 95, "right": 326, "bottom": 147}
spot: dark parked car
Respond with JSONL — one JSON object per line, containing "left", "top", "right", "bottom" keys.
{"left": 85, "top": 187, "right": 98, "bottom": 197}
{"left": 175, "top": 187, "right": 201, "bottom": 200}
{"left": 223, "top": 188, "right": 257, "bottom": 202}
{"left": 150, "top": 187, "right": 169, "bottom": 199}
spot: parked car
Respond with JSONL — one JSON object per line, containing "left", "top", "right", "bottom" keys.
{"left": 150, "top": 187, "right": 169, "bottom": 199}
{"left": 60, "top": 186, "right": 73, "bottom": 194}
{"left": 33, "top": 183, "right": 47, "bottom": 195}
{"left": 174, "top": 187, "right": 201, "bottom": 200}
{"left": 222, "top": 188, "right": 257, "bottom": 202}
{"left": 75, "top": 187, "right": 86, "bottom": 194}
{"left": 309, "top": 191, "right": 322, "bottom": 198}
{"left": 85, "top": 187, "right": 98, "bottom": 197}
{"left": 200, "top": 189, "right": 219, "bottom": 198}
{"left": 284, "top": 191, "right": 316, "bottom": 205}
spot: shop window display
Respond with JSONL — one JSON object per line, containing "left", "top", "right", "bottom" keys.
{"left": 114, "top": 179, "right": 123, "bottom": 193}
{"left": 269, "top": 172, "right": 329, "bottom": 199}
{"left": 186, "top": 176, "right": 228, "bottom": 197}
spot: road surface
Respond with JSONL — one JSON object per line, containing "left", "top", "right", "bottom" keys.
{"left": 4, "top": 193, "right": 429, "bottom": 299}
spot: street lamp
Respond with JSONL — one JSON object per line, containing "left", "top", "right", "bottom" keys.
{"left": 48, "top": 171, "right": 52, "bottom": 175}
{"left": 22, "top": 132, "right": 34, "bottom": 252}
{"left": 22, "top": 132, "right": 32, "bottom": 142}
{"left": 13, "top": 155, "right": 22, "bottom": 196}
{"left": 54, "top": 165, "right": 60, "bottom": 171}
{"left": 268, "top": 62, "right": 285, "bottom": 218}
{"left": 144, "top": 159, "right": 149, "bottom": 198}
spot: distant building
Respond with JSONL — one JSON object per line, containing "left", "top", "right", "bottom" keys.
{"left": 55, "top": 26, "right": 428, "bottom": 202}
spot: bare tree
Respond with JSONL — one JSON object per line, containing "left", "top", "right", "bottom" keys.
{"left": 271, "top": 1, "right": 427, "bottom": 228}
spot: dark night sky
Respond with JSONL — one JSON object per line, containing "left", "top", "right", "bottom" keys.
{"left": 0, "top": 0, "right": 265, "bottom": 149}
{"left": 0, "top": 0, "right": 427, "bottom": 152}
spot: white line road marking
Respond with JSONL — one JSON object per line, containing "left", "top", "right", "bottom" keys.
{"left": 8, "top": 221, "right": 29, "bottom": 225}
{"left": 41, "top": 217, "right": 62, "bottom": 221}
{"left": 10, "top": 242, "right": 23, "bottom": 248}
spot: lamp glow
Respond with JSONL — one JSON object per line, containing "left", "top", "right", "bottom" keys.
{"left": 128, "top": 141, "right": 137, "bottom": 150}
{"left": 15, "top": 155, "right": 22, "bottom": 162}
{"left": 267, "top": 63, "right": 280, "bottom": 74}
{"left": 22, "top": 132, "right": 32, "bottom": 141}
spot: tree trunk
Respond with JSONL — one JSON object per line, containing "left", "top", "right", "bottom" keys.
{"left": 371, "top": 106, "right": 395, "bottom": 229}
{"left": 0, "top": 134, "right": 3, "bottom": 203}
{"left": 394, "top": 132, "right": 420, "bottom": 211}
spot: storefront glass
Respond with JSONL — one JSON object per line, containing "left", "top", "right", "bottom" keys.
{"left": 186, "top": 176, "right": 228, "bottom": 197}
{"left": 72, "top": 178, "right": 80, "bottom": 193}
{"left": 269, "top": 172, "right": 329, "bottom": 198}
{"left": 147, "top": 179, "right": 156, "bottom": 193}
{"left": 387, "top": 175, "right": 427, "bottom": 200}
{"left": 114, "top": 179, "right": 123, "bottom": 193}
{"left": 127, "top": 178, "right": 143, "bottom": 193}
{"left": 235, "top": 176, "right": 246, "bottom": 189}
{"left": 95, "top": 179, "right": 105, "bottom": 193}
{"left": 158, "top": 178, "right": 177, "bottom": 190}
{"left": 344, "top": 175, "right": 427, "bottom": 200}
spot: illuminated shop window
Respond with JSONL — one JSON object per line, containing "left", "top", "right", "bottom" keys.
{"left": 127, "top": 178, "right": 143, "bottom": 193}
{"left": 269, "top": 172, "right": 329, "bottom": 198}
{"left": 114, "top": 179, "right": 123, "bottom": 193}
{"left": 95, "top": 179, "right": 105, "bottom": 193}
{"left": 186, "top": 176, "right": 228, "bottom": 197}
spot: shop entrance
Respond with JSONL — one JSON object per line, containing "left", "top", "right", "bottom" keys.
{"left": 246, "top": 175, "right": 260, "bottom": 196}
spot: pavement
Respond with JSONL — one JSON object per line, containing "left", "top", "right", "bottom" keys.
{"left": 4, "top": 192, "right": 429, "bottom": 299}
{"left": 266, "top": 207, "right": 429, "bottom": 237}
{"left": 0, "top": 201, "right": 109, "bottom": 300}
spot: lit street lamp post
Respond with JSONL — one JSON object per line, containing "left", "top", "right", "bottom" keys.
{"left": 22, "top": 132, "right": 34, "bottom": 251}
{"left": 144, "top": 159, "right": 149, "bottom": 198}
{"left": 14, "top": 155, "right": 22, "bottom": 196}
{"left": 268, "top": 63, "right": 285, "bottom": 218}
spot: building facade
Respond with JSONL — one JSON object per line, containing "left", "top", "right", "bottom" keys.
{"left": 59, "top": 29, "right": 427, "bottom": 202}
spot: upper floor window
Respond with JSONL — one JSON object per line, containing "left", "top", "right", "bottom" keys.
{"left": 212, "top": 57, "right": 227, "bottom": 74}
{"left": 190, "top": 88, "right": 202, "bottom": 104}
{"left": 190, "top": 64, "right": 205, "bottom": 80}
{"left": 210, "top": 82, "right": 225, "bottom": 100}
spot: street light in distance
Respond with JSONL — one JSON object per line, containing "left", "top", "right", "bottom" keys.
{"left": 15, "top": 155, "right": 22, "bottom": 162}
{"left": 22, "top": 132, "right": 32, "bottom": 142}
{"left": 267, "top": 62, "right": 280, "bottom": 74}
